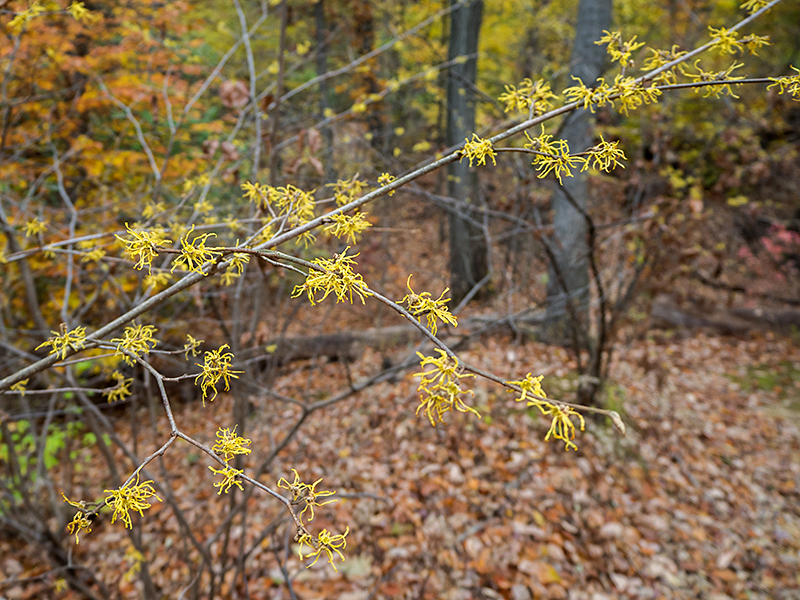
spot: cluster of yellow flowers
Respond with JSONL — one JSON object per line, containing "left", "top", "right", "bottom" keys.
{"left": 524, "top": 127, "right": 584, "bottom": 184}
{"left": 708, "top": 26, "right": 770, "bottom": 56}
{"left": 400, "top": 275, "right": 458, "bottom": 336}
{"left": 242, "top": 182, "right": 318, "bottom": 247}
{"left": 195, "top": 344, "right": 244, "bottom": 404}
{"left": 461, "top": 133, "right": 497, "bottom": 167}
{"left": 595, "top": 30, "right": 645, "bottom": 67}
{"left": 103, "top": 371, "right": 134, "bottom": 403}
{"left": 507, "top": 374, "right": 586, "bottom": 451}
{"left": 208, "top": 425, "right": 252, "bottom": 495}
{"left": 110, "top": 323, "right": 159, "bottom": 366}
{"left": 679, "top": 60, "right": 746, "bottom": 98}
{"left": 277, "top": 469, "right": 348, "bottom": 571}
{"left": 498, "top": 78, "right": 557, "bottom": 115}
{"left": 329, "top": 175, "right": 370, "bottom": 206}
{"left": 324, "top": 211, "right": 373, "bottom": 244}
{"left": 414, "top": 349, "right": 478, "bottom": 426}
{"left": 116, "top": 224, "right": 172, "bottom": 273}
{"left": 104, "top": 475, "right": 162, "bottom": 529}
{"left": 36, "top": 323, "right": 87, "bottom": 360}
{"left": 292, "top": 247, "right": 373, "bottom": 305}
{"left": 768, "top": 66, "right": 800, "bottom": 101}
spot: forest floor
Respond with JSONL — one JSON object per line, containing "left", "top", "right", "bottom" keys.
{"left": 4, "top": 328, "right": 798, "bottom": 600}
{"left": 4, "top": 191, "right": 800, "bottom": 600}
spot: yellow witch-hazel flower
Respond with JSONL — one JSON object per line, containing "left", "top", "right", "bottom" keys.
{"left": 740, "top": 0, "right": 770, "bottom": 13}
{"left": 460, "top": 134, "right": 497, "bottom": 167}
{"left": 220, "top": 250, "right": 251, "bottom": 286}
{"left": 768, "top": 66, "right": 800, "bottom": 101}
{"left": 507, "top": 373, "right": 548, "bottom": 404}
{"left": 498, "top": 78, "right": 558, "bottom": 116}
{"left": 292, "top": 247, "right": 372, "bottom": 305}
{"left": 524, "top": 126, "right": 585, "bottom": 184}
{"left": 641, "top": 45, "right": 687, "bottom": 85}
{"left": 679, "top": 59, "right": 745, "bottom": 99}
{"left": 401, "top": 275, "right": 457, "bottom": 336}
{"left": 255, "top": 184, "right": 318, "bottom": 247}
{"left": 195, "top": 344, "right": 243, "bottom": 404}
{"left": 62, "top": 494, "right": 96, "bottom": 544}
{"left": 68, "top": 2, "right": 100, "bottom": 24}
{"left": 10, "top": 379, "right": 29, "bottom": 395}
{"left": 8, "top": 1, "right": 46, "bottom": 34}
{"left": 36, "top": 323, "right": 88, "bottom": 360}
{"left": 171, "top": 225, "right": 222, "bottom": 275}
{"left": 414, "top": 349, "right": 478, "bottom": 426}
{"left": 24, "top": 218, "right": 47, "bottom": 238}
{"left": 103, "top": 371, "right": 133, "bottom": 403}
{"left": 80, "top": 247, "right": 107, "bottom": 264}
{"left": 209, "top": 465, "right": 245, "bottom": 494}
{"left": 324, "top": 211, "right": 372, "bottom": 244}
{"left": 708, "top": 26, "right": 769, "bottom": 56}
{"left": 104, "top": 474, "right": 161, "bottom": 529}
{"left": 507, "top": 374, "right": 585, "bottom": 450}
{"left": 212, "top": 426, "right": 252, "bottom": 462}
{"left": 183, "top": 334, "right": 203, "bottom": 360}
{"left": 582, "top": 133, "right": 627, "bottom": 173}
{"left": 277, "top": 469, "right": 337, "bottom": 522}
{"left": 563, "top": 76, "right": 612, "bottom": 112}
{"left": 377, "top": 173, "right": 396, "bottom": 196}
{"left": 241, "top": 180, "right": 267, "bottom": 203}
{"left": 608, "top": 75, "right": 662, "bottom": 116}
{"left": 329, "top": 174, "right": 370, "bottom": 206}
{"left": 595, "top": 30, "right": 645, "bottom": 67}
{"left": 115, "top": 223, "right": 172, "bottom": 273}
{"left": 541, "top": 402, "right": 586, "bottom": 451}
{"left": 109, "top": 323, "right": 159, "bottom": 366}
{"left": 297, "top": 527, "right": 349, "bottom": 571}
{"left": 143, "top": 271, "right": 171, "bottom": 289}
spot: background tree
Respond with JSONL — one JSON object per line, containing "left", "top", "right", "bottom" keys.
{"left": 446, "top": 0, "right": 488, "bottom": 304}
{"left": 543, "top": 0, "right": 612, "bottom": 344}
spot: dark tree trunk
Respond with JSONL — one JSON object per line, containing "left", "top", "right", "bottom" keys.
{"left": 543, "top": 0, "right": 612, "bottom": 342}
{"left": 446, "top": 0, "right": 488, "bottom": 305}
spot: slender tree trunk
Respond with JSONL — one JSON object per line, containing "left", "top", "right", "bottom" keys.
{"left": 352, "top": 0, "right": 382, "bottom": 145}
{"left": 446, "top": 0, "right": 487, "bottom": 304}
{"left": 543, "top": 0, "right": 612, "bottom": 342}
{"left": 315, "top": 0, "right": 334, "bottom": 180}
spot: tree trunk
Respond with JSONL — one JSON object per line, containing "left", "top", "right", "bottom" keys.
{"left": 446, "top": 0, "right": 488, "bottom": 305}
{"left": 543, "top": 0, "right": 612, "bottom": 342}
{"left": 315, "top": 0, "right": 334, "bottom": 180}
